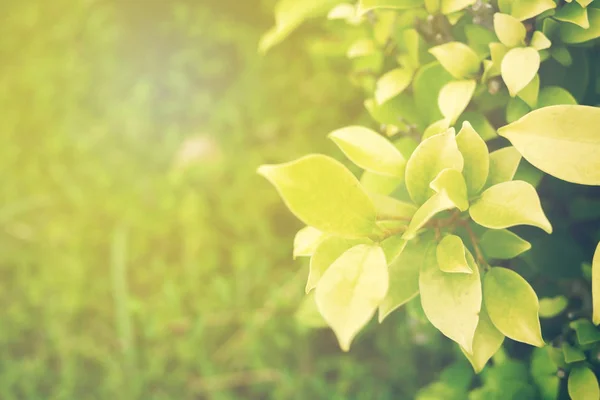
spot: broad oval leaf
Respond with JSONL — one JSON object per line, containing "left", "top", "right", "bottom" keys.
{"left": 592, "top": 242, "right": 600, "bottom": 325}
{"left": 511, "top": 0, "right": 556, "bottom": 21}
{"left": 560, "top": 8, "right": 600, "bottom": 43}
{"left": 329, "top": 126, "right": 406, "bottom": 177}
{"left": 369, "top": 192, "right": 417, "bottom": 221}
{"left": 437, "top": 234, "right": 472, "bottom": 274}
{"left": 555, "top": 2, "right": 589, "bottom": 29}
{"left": 501, "top": 47, "right": 540, "bottom": 97}
{"left": 494, "top": 13, "right": 526, "bottom": 48}
{"left": 485, "top": 146, "right": 522, "bottom": 189}
{"left": 420, "top": 245, "right": 482, "bottom": 353}
{"left": 456, "top": 121, "right": 490, "bottom": 195}
{"left": 484, "top": 267, "right": 545, "bottom": 347}
{"left": 530, "top": 31, "right": 551, "bottom": 51}
{"left": 470, "top": 180, "right": 552, "bottom": 233}
{"left": 294, "top": 226, "right": 325, "bottom": 259}
{"left": 480, "top": 229, "right": 531, "bottom": 259}
{"left": 438, "top": 79, "right": 476, "bottom": 124}
{"left": 429, "top": 168, "right": 469, "bottom": 211}
{"left": 429, "top": 42, "right": 481, "bottom": 79}
{"left": 315, "top": 244, "right": 389, "bottom": 351}
{"left": 568, "top": 366, "right": 600, "bottom": 400}
{"left": 406, "top": 129, "right": 464, "bottom": 205}
{"left": 403, "top": 191, "right": 457, "bottom": 239}
{"left": 539, "top": 296, "right": 568, "bottom": 318}
{"left": 517, "top": 73, "right": 539, "bottom": 109}
{"left": 537, "top": 86, "right": 577, "bottom": 108}
{"left": 461, "top": 306, "right": 505, "bottom": 373}
{"left": 375, "top": 68, "right": 413, "bottom": 105}
{"left": 498, "top": 105, "right": 600, "bottom": 185}
{"left": 258, "top": 154, "right": 377, "bottom": 237}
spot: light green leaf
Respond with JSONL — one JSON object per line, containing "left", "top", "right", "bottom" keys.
{"left": 420, "top": 245, "right": 482, "bottom": 353}
{"left": 494, "top": 13, "right": 527, "bottom": 48}
{"left": 487, "top": 42, "right": 509, "bottom": 78}
{"left": 329, "top": 126, "right": 406, "bottom": 177}
{"left": 555, "top": 2, "right": 589, "bottom": 29}
{"left": 360, "top": 171, "right": 402, "bottom": 196}
{"left": 560, "top": 8, "right": 600, "bottom": 43}
{"left": 364, "top": 95, "right": 422, "bottom": 128}
{"left": 497, "top": 105, "right": 600, "bottom": 185}
{"left": 530, "top": 31, "right": 552, "bottom": 51}
{"left": 506, "top": 96, "right": 531, "bottom": 124}
{"left": 422, "top": 118, "right": 451, "bottom": 140}
{"left": 485, "top": 147, "right": 522, "bottom": 189}
{"left": 437, "top": 234, "right": 472, "bottom": 273}
{"left": 480, "top": 229, "right": 531, "bottom": 260}
{"left": 569, "top": 366, "right": 600, "bottom": 400}
{"left": 369, "top": 192, "right": 417, "bottom": 221}
{"left": 294, "top": 226, "right": 325, "bottom": 259}
{"left": 430, "top": 168, "right": 469, "bottom": 211}
{"left": 501, "top": 47, "right": 540, "bottom": 97}
{"left": 327, "top": 3, "right": 358, "bottom": 21}
{"left": 484, "top": 267, "right": 545, "bottom": 347}
{"left": 307, "top": 236, "right": 369, "bottom": 293}
{"left": 511, "top": 0, "right": 556, "bottom": 20}
{"left": 315, "top": 244, "right": 389, "bottom": 351}
{"left": 381, "top": 235, "right": 408, "bottom": 264}
{"left": 375, "top": 68, "right": 413, "bottom": 105}
{"left": 592, "top": 242, "right": 600, "bottom": 325}
{"left": 570, "top": 319, "right": 600, "bottom": 345}
{"left": 379, "top": 237, "right": 432, "bottom": 321}
{"left": 538, "top": 296, "right": 568, "bottom": 318}
{"left": 456, "top": 121, "right": 490, "bottom": 195}
{"left": 440, "top": 0, "right": 476, "bottom": 14}
{"left": 517, "top": 74, "right": 539, "bottom": 109}
{"left": 461, "top": 306, "right": 505, "bottom": 373}
{"left": 456, "top": 112, "right": 497, "bottom": 141}
{"left": 405, "top": 129, "right": 464, "bottom": 205}
{"left": 413, "top": 62, "right": 454, "bottom": 124}
{"left": 537, "top": 86, "right": 577, "bottom": 108}
{"left": 466, "top": 24, "right": 498, "bottom": 58}
{"left": 403, "top": 192, "right": 457, "bottom": 239}
{"left": 358, "top": 0, "right": 423, "bottom": 13}
{"left": 429, "top": 42, "right": 481, "bottom": 79}
{"left": 470, "top": 180, "right": 552, "bottom": 233}
{"left": 576, "top": 0, "right": 593, "bottom": 6}
{"left": 562, "top": 343, "right": 586, "bottom": 363}
{"left": 347, "top": 39, "right": 377, "bottom": 58}
{"left": 439, "top": 80, "right": 476, "bottom": 124}
{"left": 258, "top": 154, "right": 377, "bottom": 237}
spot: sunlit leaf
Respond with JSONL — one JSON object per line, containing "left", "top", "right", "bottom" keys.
{"left": 456, "top": 121, "right": 489, "bottom": 195}
{"left": 375, "top": 68, "right": 413, "bottom": 105}
{"left": 537, "top": 86, "right": 577, "bottom": 108}
{"left": 361, "top": 171, "right": 402, "bottom": 196}
{"left": 413, "top": 62, "right": 454, "bottom": 124}
{"left": 494, "top": 13, "right": 526, "bottom": 48}
{"left": 358, "top": 0, "right": 423, "bottom": 13}
{"left": 560, "top": 8, "right": 600, "bottom": 43}
{"left": 429, "top": 42, "right": 481, "bottom": 79}
{"left": 501, "top": 47, "right": 540, "bottom": 97}
{"left": 484, "top": 146, "right": 522, "bottom": 189}
{"left": 461, "top": 306, "right": 505, "bottom": 373}
{"left": 403, "top": 191, "right": 457, "bottom": 239}
{"left": 369, "top": 192, "right": 417, "bottom": 221}
{"left": 439, "top": 80, "right": 476, "bottom": 124}
{"left": 440, "top": 0, "right": 477, "bottom": 14}
{"left": 437, "top": 234, "right": 472, "bottom": 273}
{"left": 538, "top": 296, "right": 568, "bottom": 318}
{"left": 429, "top": 168, "right": 469, "bottom": 211}
{"left": 294, "top": 226, "right": 326, "bottom": 259}
{"left": 517, "top": 74, "right": 539, "bottom": 109}
{"left": 480, "top": 229, "right": 531, "bottom": 259}
{"left": 510, "top": 0, "right": 556, "bottom": 20}
{"left": 530, "top": 31, "right": 552, "bottom": 50}
{"left": 568, "top": 366, "right": 600, "bottom": 400}
{"left": 555, "top": 2, "right": 589, "bottom": 28}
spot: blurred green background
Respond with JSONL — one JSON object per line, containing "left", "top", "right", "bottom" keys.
{"left": 0, "top": 1, "right": 461, "bottom": 399}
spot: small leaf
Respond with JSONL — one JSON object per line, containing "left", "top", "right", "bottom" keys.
{"left": 405, "top": 129, "right": 464, "bottom": 205}
{"left": 555, "top": 2, "right": 589, "bottom": 29}
{"left": 537, "top": 86, "right": 577, "bottom": 108}
{"left": 369, "top": 193, "right": 417, "bottom": 221}
{"left": 294, "top": 226, "right": 325, "bottom": 258}
{"left": 329, "top": 126, "right": 406, "bottom": 177}
{"left": 506, "top": 97, "right": 531, "bottom": 124}
{"left": 437, "top": 234, "right": 472, "bottom": 273}
{"left": 488, "top": 42, "right": 509, "bottom": 78}
{"left": 375, "top": 68, "right": 413, "bottom": 104}
{"left": 347, "top": 39, "right": 377, "bottom": 58}
{"left": 560, "top": 8, "right": 600, "bottom": 43}
{"left": 440, "top": 0, "right": 476, "bottom": 14}
{"left": 422, "top": 118, "right": 452, "bottom": 140}
{"left": 494, "top": 13, "right": 526, "bottom": 48}
{"left": 315, "top": 244, "right": 389, "bottom": 351}
{"left": 485, "top": 147, "right": 522, "bottom": 189}
{"left": 511, "top": 0, "right": 556, "bottom": 21}
{"left": 456, "top": 112, "right": 497, "bottom": 141}
{"left": 429, "top": 168, "right": 469, "bottom": 211}
{"left": 413, "top": 62, "right": 454, "bottom": 124}
{"left": 379, "top": 237, "right": 432, "bottom": 321}
{"left": 470, "top": 181, "right": 552, "bottom": 233}
{"left": 420, "top": 246, "right": 482, "bottom": 353}
{"left": 592, "top": 242, "right": 600, "bottom": 325}
{"left": 517, "top": 74, "right": 539, "bottom": 109}
{"left": 568, "top": 366, "right": 600, "bottom": 400}
{"left": 456, "top": 121, "right": 490, "bottom": 195}
{"left": 539, "top": 296, "right": 568, "bottom": 318}
{"left": 461, "top": 306, "right": 505, "bottom": 373}
{"left": 498, "top": 105, "right": 600, "bottom": 185}
{"left": 562, "top": 343, "right": 586, "bottom": 363}
{"left": 439, "top": 80, "right": 477, "bottom": 124}
{"left": 570, "top": 319, "right": 600, "bottom": 345}
{"left": 501, "top": 47, "right": 540, "bottom": 97}
{"left": 429, "top": 42, "right": 481, "bottom": 79}
{"left": 327, "top": 4, "right": 357, "bottom": 21}
{"left": 530, "top": 31, "right": 552, "bottom": 50}
{"left": 484, "top": 267, "right": 545, "bottom": 347}
{"left": 480, "top": 229, "right": 531, "bottom": 260}
{"left": 403, "top": 191, "right": 457, "bottom": 239}
{"left": 258, "top": 154, "right": 377, "bottom": 237}
{"left": 358, "top": 0, "right": 423, "bottom": 13}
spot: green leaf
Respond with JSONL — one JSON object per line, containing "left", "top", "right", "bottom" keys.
{"left": 405, "top": 129, "right": 464, "bottom": 205}
{"left": 360, "top": 171, "right": 402, "bottom": 195}
{"left": 485, "top": 147, "right": 522, "bottom": 189}
{"left": 560, "top": 8, "right": 600, "bottom": 43}
{"left": 347, "top": 39, "right": 377, "bottom": 58}
{"left": 422, "top": 118, "right": 452, "bottom": 140}
{"left": 294, "top": 226, "right": 325, "bottom": 259}
{"left": 437, "top": 234, "right": 472, "bottom": 273}
{"left": 510, "top": 0, "right": 556, "bottom": 21}
{"left": 530, "top": 31, "right": 552, "bottom": 51}
{"left": 501, "top": 47, "right": 540, "bottom": 97}
{"left": 369, "top": 192, "right": 417, "bottom": 221}
{"left": 403, "top": 191, "right": 457, "bottom": 239}
{"left": 498, "top": 105, "right": 600, "bottom": 185}
{"left": 358, "top": 0, "right": 423, "bottom": 13}
{"left": 329, "top": 126, "right": 406, "bottom": 177}
{"left": 381, "top": 235, "right": 408, "bottom": 264}
{"left": 327, "top": 4, "right": 358, "bottom": 22}
{"left": 487, "top": 42, "right": 509, "bottom": 79}
{"left": 307, "top": 236, "right": 370, "bottom": 293}
{"left": 429, "top": 42, "right": 481, "bottom": 79}
{"left": 539, "top": 296, "right": 568, "bottom": 318}
{"left": 506, "top": 96, "right": 531, "bottom": 124}
{"left": 258, "top": 154, "right": 377, "bottom": 237}
{"left": 563, "top": 342, "right": 586, "bottom": 363}
{"left": 470, "top": 181, "right": 552, "bottom": 233}
{"left": 440, "top": 0, "right": 477, "bottom": 14}
{"left": 364, "top": 95, "right": 422, "bottom": 128}
{"left": 375, "top": 68, "right": 413, "bottom": 105}
{"left": 461, "top": 306, "right": 505, "bottom": 373}
{"left": 429, "top": 168, "right": 469, "bottom": 211}
{"left": 537, "top": 86, "right": 577, "bottom": 108}
{"left": 576, "top": 0, "right": 593, "bottom": 6}
{"left": 465, "top": 24, "right": 498, "bottom": 58}
{"left": 315, "top": 244, "right": 389, "bottom": 351}
{"left": 494, "top": 13, "right": 526, "bottom": 48}
{"left": 484, "top": 267, "right": 545, "bottom": 347}
{"left": 439, "top": 80, "right": 477, "bottom": 124}
{"left": 413, "top": 62, "right": 454, "bottom": 125}
{"left": 592, "top": 242, "right": 600, "bottom": 325}
{"left": 530, "top": 348, "right": 560, "bottom": 400}
{"left": 456, "top": 112, "right": 497, "bottom": 141}
{"left": 379, "top": 237, "right": 431, "bottom": 321}
{"left": 555, "top": 2, "right": 589, "bottom": 29}
{"left": 480, "top": 229, "right": 531, "bottom": 260}
{"left": 456, "top": 121, "right": 490, "bottom": 195}
{"left": 568, "top": 366, "right": 600, "bottom": 400}
{"left": 570, "top": 319, "right": 600, "bottom": 345}
{"left": 517, "top": 74, "right": 539, "bottom": 109}
{"left": 420, "top": 246, "right": 482, "bottom": 353}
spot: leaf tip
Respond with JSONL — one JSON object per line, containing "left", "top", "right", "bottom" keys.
{"left": 256, "top": 164, "right": 273, "bottom": 178}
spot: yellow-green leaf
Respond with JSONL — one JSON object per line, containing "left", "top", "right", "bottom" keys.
{"left": 511, "top": 0, "right": 556, "bottom": 21}
{"left": 539, "top": 296, "right": 568, "bottom": 318}
{"left": 381, "top": 235, "right": 408, "bottom": 264}
{"left": 568, "top": 366, "right": 600, "bottom": 400}
{"left": 501, "top": 47, "right": 540, "bottom": 97}
{"left": 517, "top": 73, "right": 539, "bottom": 109}
{"left": 437, "top": 234, "right": 472, "bottom": 273}
{"left": 480, "top": 229, "right": 531, "bottom": 259}
{"left": 315, "top": 244, "right": 389, "bottom": 351}
{"left": 461, "top": 306, "right": 505, "bottom": 373}
{"left": 555, "top": 2, "right": 589, "bottom": 29}
{"left": 413, "top": 62, "right": 454, "bottom": 124}
{"left": 439, "top": 79, "right": 477, "bottom": 124}
{"left": 347, "top": 39, "right": 377, "bottom": 58}
{"left": 484, "top": 267, "right": 545, "bottom": 347}
{"left": 494, "top": 13, "right": 526, "bottom": 48}
{"left": 358, "top": 0, "right": 423, "bottom": 13}
{"left": 369, "top": 192, "right": 417, "bottom": 221}
{"left": 530, "top": 31, "right": 552, "bottom": 50}
{"left": 294, "top": 226, "right": 325, "bottom": 259}
{"left": 420, "top": 245, "right": 482, "bottom": 353}
{"left": 592, "top": 242, "right": 600, "bottom": 325}
{"left": 456, "top": 121, "right": 490, "bottom": 195}
{"left": 560, "top": 8, "right": 600, "bottom": 43}
{"left": 537, "top": 86, "right": 577, "bottom": 108}
{"left": 258, "top": 154, "right": 377, "bottom": 237}
{"left": 405, "top": 129, "right": 464, "bottom": 205}
{"left": 329, "top": 126, "right": 406, "bottom": 177}
{"left": 360, "top": 171, "right": 402, "bottom": 196}
{"left": 485, "top": 146, "right": 522, "bottom": 189}
{"left": 562, "top": 342, "right": 586, "bottom": 363}
{"left": 440, "top": 0, "right": 476, "bottom": 15}
{"left": 498, "top": 105, "right": 600, "bottom": 185}
{"left": 429, "top": 42, "right": 481, "bottom": 79}
{"left": 295, "top": 291, "right": 328, "bottom": 329}
{"left": 429, "top": 168, "right": 469, "bottom": 211}
{"left": 403, "top": 191, "right": 457, "bottom": 239}
{"left": 470, "top": 180, "right": 552, "bottom": 233}
{"left": 375, "top": 68, "right": 413, "bottom": 105}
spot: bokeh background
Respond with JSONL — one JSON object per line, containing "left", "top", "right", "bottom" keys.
{"left": 0, "top": 0, "right": 464, "bottom": 399}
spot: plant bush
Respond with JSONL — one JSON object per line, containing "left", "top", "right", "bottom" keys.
{"left": 260, "top": 0, "right": 600, "bottom": 398}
